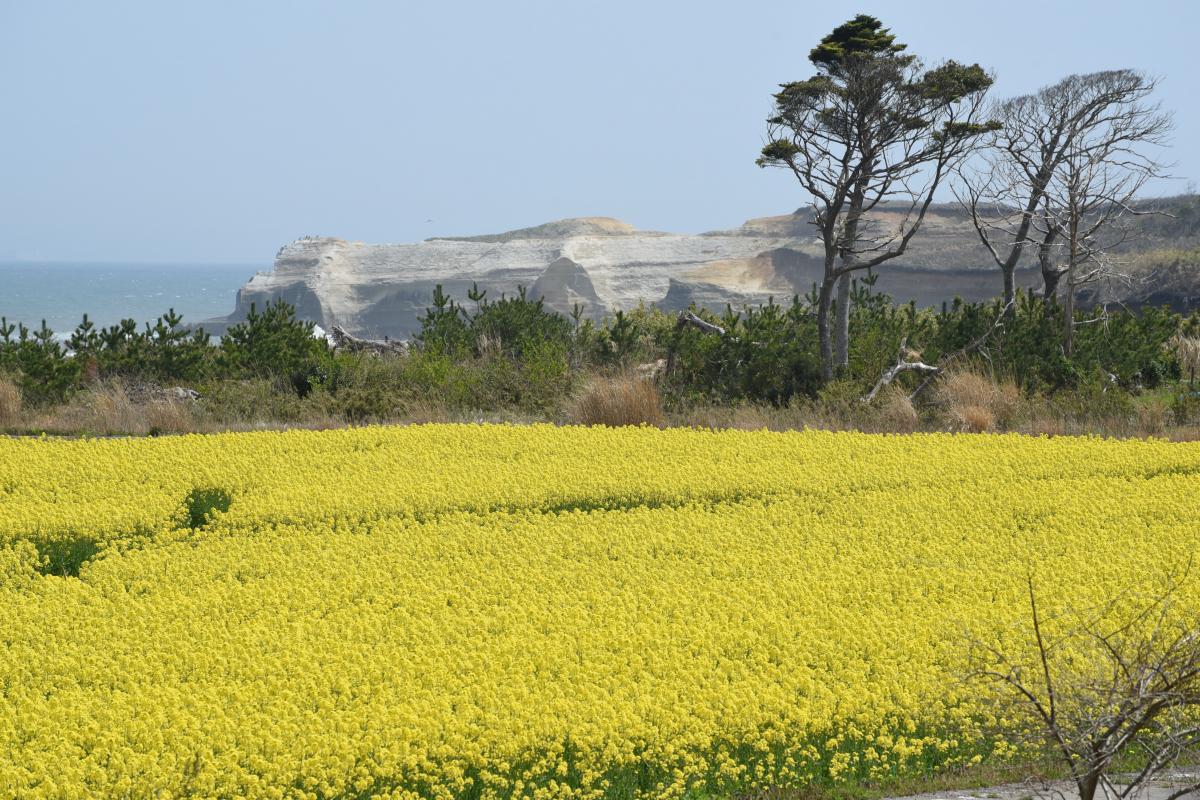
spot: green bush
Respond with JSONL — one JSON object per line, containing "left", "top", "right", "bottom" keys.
{"left": 69, "top": 309, "right": 211, "bottom": 384}
{"left": 183, "top": 487, "right": 232, "bottom": 529}
{"left": 0, "top": 318, "right": 79, "bottom": 405}
{"left": 218, "top": 300, "right": 331, "bottom": 394}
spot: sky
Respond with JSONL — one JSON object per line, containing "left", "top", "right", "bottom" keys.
{"left": 1, "top": 0, "right": 1197, "bottom": 264}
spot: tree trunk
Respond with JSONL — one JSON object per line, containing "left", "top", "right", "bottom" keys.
{"left": 1078, "top": 771, "right": 1100, "bottom": 800}
{"left": 1063, "top": 231, "right": 1079, "bottom": 357}
{"left": 1063, "top": 282, "right": 1077, "bottom": 355}
{"left": 1002, "top": 265, "right": 1015, "bottom": 310}
{"left": 836, "top": 178, "right": 868, "bottom": 376}
{"left": 834, "top": 272, "right": 851, "bottom": 375}
{"left": 817, "top": 276, "right": 836, "bottom": 382}
{"left": 1042, "top": 269, "right": 1062, "bottom": 305}
{"left": 1039, "top": 233, "right": 1061, "bottom": 306}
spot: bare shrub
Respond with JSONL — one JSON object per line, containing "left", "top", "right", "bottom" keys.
{"left": 88, "top": 384, "right": 145, "bottom": 434}
{"left": 568, "top": 374, "right": 664, "bottom": 428}
{"left": 145, "top": 400, "right": 197, "bottom": 435}
{"left": 1171, "top": 335, "right": 1200, "bottom": 388}
{"left": 720, "top": 404, "right": 774, "bottom": 431}
{"left": 1026, "top": 415, "right": 1067, "bottom": 438}
{"left": 969, "top": 572, "right": 1200, "bottom": 800}
{"left": 396, "top": 399, "right": 453, "bottom": 426}
{"left": 937, "top": 370, "right": 1020, "bottom": 432}
{"left": 953, "top": 404, "right": 996, "bottom": 433}
{"left": 0, "top": 376, "right": 22, "bottom": 429}
{"left": 872, "top": 388, "right": 919, "bottom": 433}
{"left": 44, "top": 383, "right": 148, "bottom": 435}
{"left": 1136, "top": 397, "right": 1172, "bottom": 437}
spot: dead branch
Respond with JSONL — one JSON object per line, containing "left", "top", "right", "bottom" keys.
{"left": 676, "top": 310, "right": 726, "bottom": 336}
{"left": 967, "top": 568, "right": 1200, "bottom": 800}
{"left": 863, "top": 299, "right": 1014, "bottom": 404}
{"left": 862, "top": 337, "right": 940, "bottom": 403}
{"left": 664, "top": 311, "right": 727, "bottom": 376}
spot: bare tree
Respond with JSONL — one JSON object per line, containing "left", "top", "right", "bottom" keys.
{"left": 1033, "top": 75, "right": 1172, "bottom": 354}
{"left": 957, "top": 71, "right": 1171, "bottom": 313}
{"left": 969, "top": 571, "right": 1200, "bottom": 800}
{"left": 758, "top": 14, "right": 994, "bottom": 381}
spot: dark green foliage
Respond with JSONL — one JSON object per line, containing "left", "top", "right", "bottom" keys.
{"left": 759, "top": 15, "right": 991, "bottom": 174}
{"left": 659, "top": 281, "right": 1185, "bottom": 406}
{"left": 184, "top": 487, "right": 232, "bottom": 529}
{"left": 665, "top": 300, "right": 822, "bottom": 407}
{"left": 218, "top": 300, "right": 331, "bottom": 395}
{"left": 0, "top": 284, "right": 1189, "bottom": 422}
{"left": 414, "top": 285, "right": 471, "bottom": 355}
{"left": 69, "top": 308, "right": 212, "bottom": 383}
{"left": 416, "top": 283, "right": 573, "bottom": 361}
{"left": 808, "top": 14, "right": 907, "bottom": 71}
{"left": 0, "top": 318, "right": 80, "bottom": 404}
{"left": 34, "top": 535, "right": 101, "bottom": 577}
{"left": 470, "top": 285, "right": 574, "bottom": 360}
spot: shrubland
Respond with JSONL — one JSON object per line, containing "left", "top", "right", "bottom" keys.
{"left": 1, "top": 276, "right": 1197, "bottom": 438}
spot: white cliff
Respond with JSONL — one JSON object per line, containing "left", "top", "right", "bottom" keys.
{"left": 228, "top": 216, "right": 827, "bottom": 338}
{"left": 222, "top": 208, "right": 1055, "bottom": 339}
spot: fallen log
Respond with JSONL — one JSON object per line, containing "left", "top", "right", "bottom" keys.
{"left": 676, "top": 310, "right": 726, "bottom": 336}
{"left": 329, "top": 326, "right": 408, "bottom": 356}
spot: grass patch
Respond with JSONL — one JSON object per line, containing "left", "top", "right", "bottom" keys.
{"left": 34, "top": 535, "right": 101, "bottom": 577}
{"left": 184, "top": 487, "right": 232, "bottom": 529}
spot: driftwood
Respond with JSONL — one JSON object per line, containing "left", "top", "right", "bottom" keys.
{"left": 676, "top": 310, "right": 726, "bottom": 336}
{"left": 862, "top": 337, "right": 940, "bottom": 403}
{"left": 634, "top": 359, "right": 667, "bottom": 380}
{"left": 863, "top": 299, "right": 1014, "bottom": 403}
{"left": 329, "top": 325, "right": 408, "bottom": 356}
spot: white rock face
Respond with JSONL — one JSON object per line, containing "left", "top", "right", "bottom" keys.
{"left": 222, "top": 209, "right": 1033, "bottom": 338}
{"left": 228, "top": 216, "right": 827, "bottom": 338}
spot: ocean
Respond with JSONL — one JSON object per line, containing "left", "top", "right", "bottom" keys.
{"left": 0, "top": 261, "right": 259, "bottom": 336}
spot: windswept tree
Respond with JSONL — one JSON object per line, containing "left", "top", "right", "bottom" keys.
{"left": 758, "top": 14, "right": 995, "bottom": 380}
{"left": 957, "top": 70, "right": 1172, "bottom": 315}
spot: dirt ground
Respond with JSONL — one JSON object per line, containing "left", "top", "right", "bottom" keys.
{"left": 889, "top": 774, "right": 1200, "bottom": 800}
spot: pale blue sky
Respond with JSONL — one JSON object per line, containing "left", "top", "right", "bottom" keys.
{"left": 2, "top": 0, "right": 1196, "bottom": 263}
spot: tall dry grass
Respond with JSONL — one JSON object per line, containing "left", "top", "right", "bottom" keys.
{"left": 1172, "top": 335, "right": 1200, "bottom": 387}
{"left": 145, "top": 400, "right": 197, "bottom": 435}
{"left": 567, "top": 374, "right": 664, "bottom": 428}
{"left": 935, "top": 370, "right": 1022, "bottom": 433}
{"left": 0, "top": 376, "right": 22, "bottom": 430}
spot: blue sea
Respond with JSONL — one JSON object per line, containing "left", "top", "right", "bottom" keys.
{"left": 0, "top": 261, "right": 259, "bottom": 335}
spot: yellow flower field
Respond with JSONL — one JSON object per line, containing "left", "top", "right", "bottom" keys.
{"left": 0, "top": 425, "right": 1198, "bottom": 798}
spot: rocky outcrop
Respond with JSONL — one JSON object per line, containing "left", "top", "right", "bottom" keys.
{"left": 224, "top": 217, "right": 816, "bottom": 338}
{"left": 218, "top": 200, "right": 1200, "bottom": 338}
{"left": 529, "top": 257, "right": 604, "bottom": 320}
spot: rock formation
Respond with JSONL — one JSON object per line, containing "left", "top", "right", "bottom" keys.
{"left": 217, "top": 199, "right": 1200, "bottom": 339}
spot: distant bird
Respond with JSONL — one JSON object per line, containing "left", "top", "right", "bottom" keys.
{"left": 425, "top": 219, "right": 434, "bottom": 223}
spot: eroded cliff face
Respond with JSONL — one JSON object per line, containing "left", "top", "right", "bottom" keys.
{"left": 222, "top": 201, "right": 1200, "bottom": 338}
{"left": 227, "top": 216, "right": 821, "bottom": 338}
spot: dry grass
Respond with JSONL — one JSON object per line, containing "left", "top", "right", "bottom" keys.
{"left": 951, "top": 404, "right": 996, "bottom": 433}
{"left": 873, "top": 388, "right": 919, "bottom": 433}
{"left": 567, "top": 374, "right": 665, "bottom": 428}
{"left": 9, "top": 372, "right": 1200, "bottom": 443}
{"left": 1171, "top": 335, "right": 1200, "bottom": 386}
{"left": 145, "top": 400, "right": 197, "bottom": 435}
{"left": 31, "top": 382, "right": 149, "bottom": 435}
{"left": 936, "top": 370, "right": 1022, "bottom": 432}
{"left": 0, "top": 376, "right": 22, "bottom": 430}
